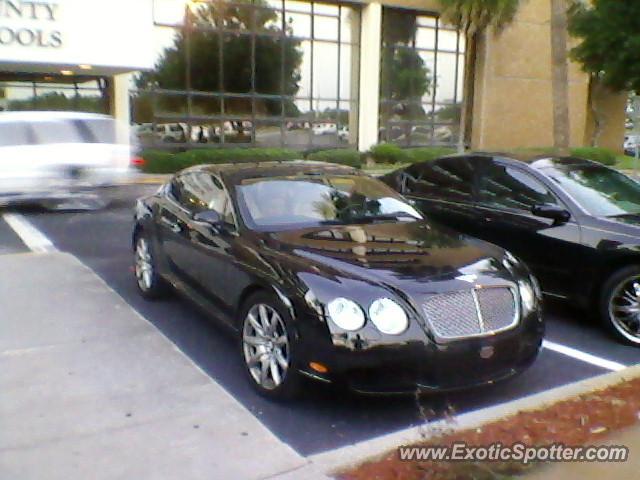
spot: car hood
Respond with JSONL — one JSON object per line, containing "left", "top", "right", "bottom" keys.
{"left": 263, "top": 221, "right": 514, "bottom": 295}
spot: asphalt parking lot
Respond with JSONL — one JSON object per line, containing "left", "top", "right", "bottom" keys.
{"left": 2, "top": 184, "right": 639, "bottom": 456}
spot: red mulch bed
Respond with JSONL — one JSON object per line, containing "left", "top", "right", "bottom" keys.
{"left": 337, "top": 377, "right": 640, "bottom": 480}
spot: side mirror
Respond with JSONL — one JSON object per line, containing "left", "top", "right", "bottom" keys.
{"left": 531, "top": 204, "right": 571, "bottom": 224}
{"left": 193, "top": 210, "right": 221, "bottom": 225}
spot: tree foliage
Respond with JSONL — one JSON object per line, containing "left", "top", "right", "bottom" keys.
{"left": 438, "top": 0, "right": 521, "bottom": 34}
{"left": 137, "top": 0, "right": 303, "bottom": 117}
{"left": 570, "top": 0, "right": 640, "bottom": 93}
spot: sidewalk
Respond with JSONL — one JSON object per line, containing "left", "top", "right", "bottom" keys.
{"left": 0, "top": 252, "right": 305, "bottom": 480}
{"left": 526, "top": 426, "right": 640, "bottom": 479}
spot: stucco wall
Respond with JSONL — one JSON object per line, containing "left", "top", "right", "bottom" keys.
{"left": 470, "top": 0, "right": 624, "bottom": 152}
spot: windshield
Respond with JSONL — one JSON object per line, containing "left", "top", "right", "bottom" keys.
{"left": 235, "top": 174, "right": 422, "bottom": 230}
{"left": 542, "top": 164, "right": 640, "bottom": 217}
{"left": 0, "top": 118, "right": 122, "bottom": 147}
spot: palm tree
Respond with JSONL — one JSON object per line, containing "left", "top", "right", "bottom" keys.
{"left": 438, "top": 0, "right": 522, "bottom": 154}
{"left": 550, "top": 0, "right": 571, "bottom": 154}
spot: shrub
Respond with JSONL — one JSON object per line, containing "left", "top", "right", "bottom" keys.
{"left": 368, "top": 143, "right": 411, "bottom": 164}
{"left": 405, "top": 147, "right": 456, "bottom": 163}
{"left": 178, "top": 147, "right": 300, "bottom": 165}
{"left": 140, "top": 150, "right": 180, "bottom": 174}
{"left": 140, "top": 148, "right": 301, "bottom": 173}
{"left": 570, "top": 147, "right": 617, "bottom": 166}
{"left": 306, "top": 149, "right": 362, "bottom": 168}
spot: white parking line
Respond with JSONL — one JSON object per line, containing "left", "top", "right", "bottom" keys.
{"left": 543, "top": 340, "right": 626, "bottom": 372}
{"left": 2, "top": 213, "right": 56, "bottom": 253}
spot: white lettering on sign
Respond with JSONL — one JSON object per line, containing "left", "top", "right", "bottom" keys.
{"left": 0, "top": 1, "right": 62, "bottom": 48}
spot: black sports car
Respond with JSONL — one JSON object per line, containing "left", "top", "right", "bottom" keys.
{"left": 382, "top": 153, "right": 640, "bottom": 346}
{"left": 132, "top": 161, "right": 543, "bottom": 398}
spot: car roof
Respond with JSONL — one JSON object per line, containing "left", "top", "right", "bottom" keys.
{"left": 184, "top": 160, "right": 360, "bottom": 184}
{"left": 438, "top": 152, "right": 601, "bottom": 170}
{"left": 0, "top": 111, "right": 113, "bottom": 122}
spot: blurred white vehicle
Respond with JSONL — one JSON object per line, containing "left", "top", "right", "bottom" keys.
{"left": 0, "top": 111, "right": 137, "bottom": 210}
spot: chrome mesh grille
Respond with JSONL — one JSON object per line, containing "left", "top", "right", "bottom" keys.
{"left": 422, "top": 287, "right": 517, "bottom": 340}
{"left": 422, "top": 291, "right": 480, "bottom": 338}
{"left": 477, "top": 288, "right": 517, "bottom": 332}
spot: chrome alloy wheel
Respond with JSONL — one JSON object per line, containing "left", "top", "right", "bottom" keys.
{"left": 608, "top": 274, "right": 640, "bottom": 344}
{"left": 135, "top": 238, "right": 153, "bottom": 291}
{"left": 242, "top": 304, "right": 290, "bottom": 390}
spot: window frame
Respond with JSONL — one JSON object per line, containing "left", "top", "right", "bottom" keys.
{"left": 378, "top": 7, "right": 465, "bottom": 147}
{"left": 144, "top": 0, "right": 361, "bottom": 150}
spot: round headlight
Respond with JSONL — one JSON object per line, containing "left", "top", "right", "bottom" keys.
{"left": 518, "top": 280, "right": 536, "bottom": 314}
{"left": 327, "top": 298, "right": 365, "bottom": 331}
{"left": 369, "top": 298, "right": 409, "bottom": 335}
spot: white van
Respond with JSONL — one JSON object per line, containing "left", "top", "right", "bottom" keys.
{"left": 0, "top": 111, "right": 135, "bottom": 209}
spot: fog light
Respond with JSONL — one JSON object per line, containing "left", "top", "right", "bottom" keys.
{"left": 309, "top": 362, "right": 328, "bottom": 374}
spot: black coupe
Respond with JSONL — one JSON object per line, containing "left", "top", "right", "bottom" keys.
{"left": 133, "top": 161, "right": 543, "bottom": 398}
{"left": 382, "top": 154, "right": 640, "bottom": 346}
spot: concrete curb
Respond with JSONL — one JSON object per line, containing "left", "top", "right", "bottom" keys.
{"left": 275, "top": 364, "right": 640, "bottom": 479}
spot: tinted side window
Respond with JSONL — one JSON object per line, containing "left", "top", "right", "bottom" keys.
{"left": 182, "top": 173, "right": 234, "bottom": 224}
{"left": 404, "top": 158, "right": 475, "bottom": 202}
{"left": 168, "top": 175, "right": 190, "bottom": 207}
{"left": 478, "top": 163, "right": 559, "bottom": 211}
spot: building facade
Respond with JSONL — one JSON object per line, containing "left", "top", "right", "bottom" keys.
{"left": 0, "top": 0, "right": 626, "bottom": 152}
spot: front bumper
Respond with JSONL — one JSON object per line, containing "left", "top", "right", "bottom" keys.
{"left": 295, "top": 312, "right": 544, "bottom": 395}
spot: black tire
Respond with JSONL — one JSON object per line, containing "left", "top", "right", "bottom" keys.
{"left": 133, "top": 232, "right": 169, "bottom": 300}
{"left": 599, "top": 265, "right": 640, "bottom": 346}
{"left": 239, "top": 291, "right": 303, "bottom": 400}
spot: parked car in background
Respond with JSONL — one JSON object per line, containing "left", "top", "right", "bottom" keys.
{"left": 132, "top": 161, "right": 543, "bottom": 399}
{"left": 0, "top": 111, "right": 136, "bottom": 210}
{"left": 624, "top": 134, "right": 640, "bottom": 156}
{"left": 382, "top": 153, "right": 640, "bottom": 346}
{"left": 154, "top": 123, "right": 186, "bottom": 143}
{"left": 337, "top": 126, "right": 349, "bottom": 142}
{"left": 312, "top": 123, "right": 337, "bottom": 136}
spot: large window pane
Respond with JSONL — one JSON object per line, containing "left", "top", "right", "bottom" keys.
{"left": 379, "top": 8, "right": 464, "bottom": 147}
{"left": 141, "top": 0, "right": 359, "bottom": 149}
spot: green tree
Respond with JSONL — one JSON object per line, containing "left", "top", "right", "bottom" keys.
{"left": 438, "top": 0, "right": 522, "bottom": 153}
{"left": 570, "top": 0, "right": 640, "bottom": 145}
{"left": 137, "top": 0, "right": 303, "bottom": 123}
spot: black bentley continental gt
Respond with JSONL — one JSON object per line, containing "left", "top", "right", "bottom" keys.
{"left": 382, "top": 153, "right": 640, "bottom": 346}
{"left": 132, "top": 161, "right": 544, "bottom": 398}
